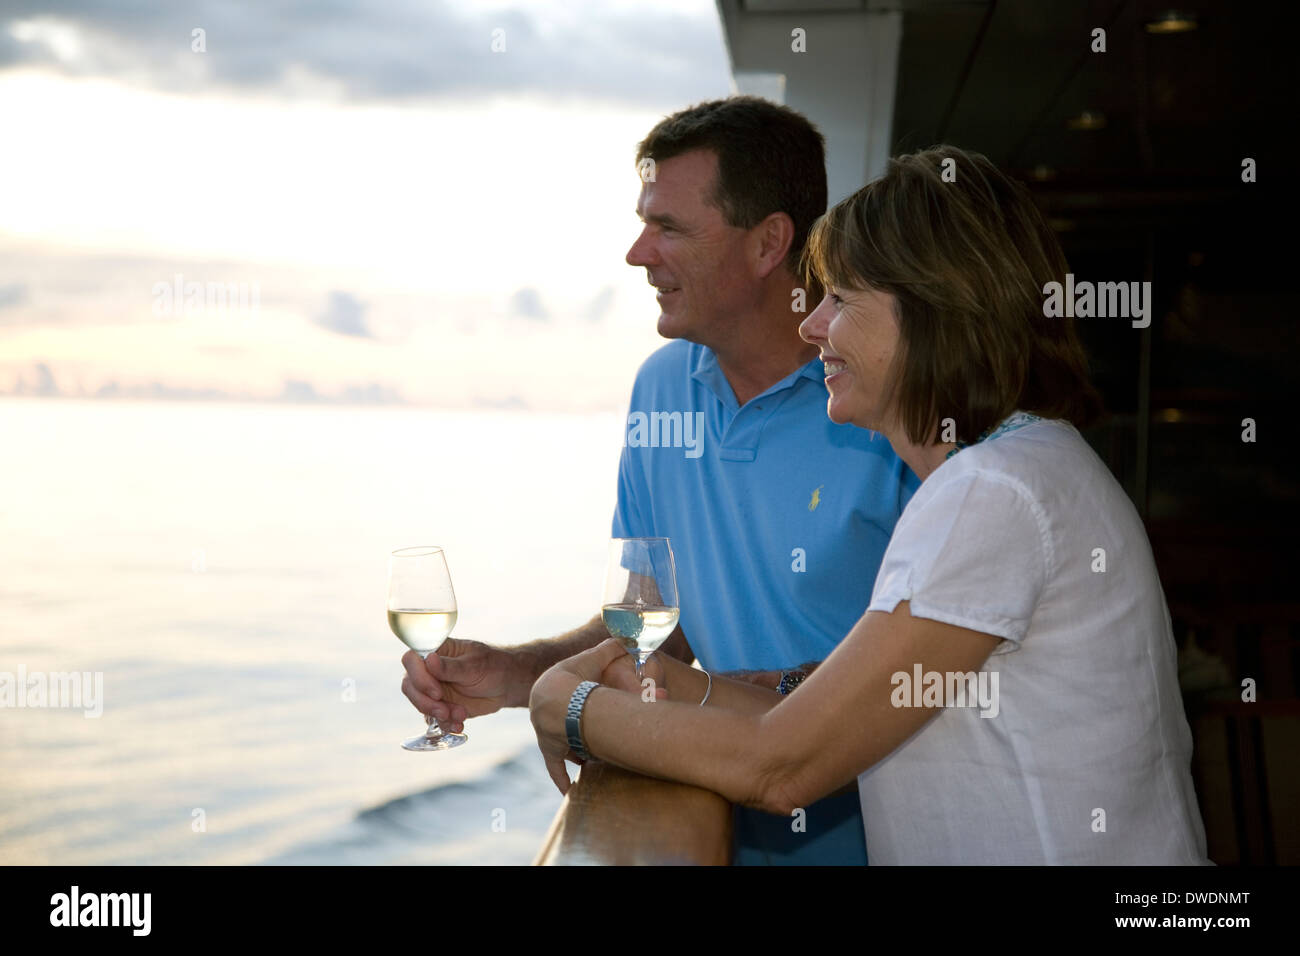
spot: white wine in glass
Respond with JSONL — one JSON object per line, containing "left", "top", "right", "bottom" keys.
{"left": 601, "top": 537, "right": 679, "bottom": 677}
{"left": 388, "top": 546, "right": 467, "bottom": 751}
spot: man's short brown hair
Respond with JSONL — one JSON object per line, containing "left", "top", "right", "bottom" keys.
{"left": 801, "top": 144, "right": 1104, "bottom": 446}
{"left": 636, "top": 96, "right": 827, "bottom": 275}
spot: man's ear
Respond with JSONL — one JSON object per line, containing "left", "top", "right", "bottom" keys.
{"left": 750, "top": 211, "right": 796, "bottom": 279}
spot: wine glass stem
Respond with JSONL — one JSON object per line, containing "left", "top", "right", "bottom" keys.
{"left": 419, "top": 650, "right": 445, "bottom": 739}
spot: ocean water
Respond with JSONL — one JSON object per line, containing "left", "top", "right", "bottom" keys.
{"left": 0, "top": 398, "right": 627, "bottom": 865}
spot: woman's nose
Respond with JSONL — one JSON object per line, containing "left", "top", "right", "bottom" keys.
{"left": 799, "top": 296, "right": 831, "bottom": 345}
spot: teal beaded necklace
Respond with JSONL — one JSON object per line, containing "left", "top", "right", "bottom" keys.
{"left": 945, "top": 411, "right": 1042, "bottom": 460}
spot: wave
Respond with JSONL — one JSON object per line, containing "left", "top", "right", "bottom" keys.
{"left": 259, "top": 749, "right": 563, "bottom": 866}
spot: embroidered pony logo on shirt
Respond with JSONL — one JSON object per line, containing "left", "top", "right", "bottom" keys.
{"left": 808, "top": 485, "right": 824, "bottom": 511}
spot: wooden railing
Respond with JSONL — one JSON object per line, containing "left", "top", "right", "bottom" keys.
{"left": 534, "top": 760, "right": 733, "bottom": 865}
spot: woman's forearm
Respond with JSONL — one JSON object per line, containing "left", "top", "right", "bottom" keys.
{"left": 658, "top": 654, "right": 784, "bottom": 715}
{"left": 578, "top": 686, "right": 781, "bottom": 811}
{"left": 537, "top": 604, "right": 1006, "bottom": 820}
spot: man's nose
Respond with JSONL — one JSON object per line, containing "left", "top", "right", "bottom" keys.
{"left": 625, "top": 228, "right": 656, "bottom": 267}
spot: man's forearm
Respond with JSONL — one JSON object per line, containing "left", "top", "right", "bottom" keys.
{"left": 505, "top": 619, "right": 694, "bottom": 708}
{"left": 506, "top": 615, "right": 609, "bottom": 707}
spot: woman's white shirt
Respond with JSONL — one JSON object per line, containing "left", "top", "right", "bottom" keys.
{"left": 860, "top": 417, "right": 1210, "bottom": 864}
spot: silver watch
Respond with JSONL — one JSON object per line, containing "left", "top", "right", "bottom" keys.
{"left": 565, "top": 680, "right": 600, "bottom": 760}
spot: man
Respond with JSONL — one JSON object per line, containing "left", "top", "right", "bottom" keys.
{"left": 401, "top": 96, "right": 918, "bottom": 864}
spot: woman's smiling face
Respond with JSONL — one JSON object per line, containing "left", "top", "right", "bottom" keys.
{"left": 798, "top": 284, "right": 902, "bottom": 432}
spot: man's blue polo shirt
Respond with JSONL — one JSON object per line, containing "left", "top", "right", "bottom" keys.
{"left": 611, "top": 339, "right": 919, "bottom": 865}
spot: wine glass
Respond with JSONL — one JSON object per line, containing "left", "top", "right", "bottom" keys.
{"left": 601, "top": 537, "right": 679, "bottom": 677}
{"left": 388, "top": 546, "right": 467, "bottom": 751}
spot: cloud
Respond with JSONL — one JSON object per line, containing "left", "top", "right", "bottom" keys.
{"left": 0, "top": 286, "right": 27, "bottom": 312}
{"left": 278, "top": 377, "right": 404, "bottom": 404}
{"left": 278, "top": 379, "right": 319, "bottom": 402}
{"left": 472, "top": 393, "right": 528, "bottom": 410}
{"left": 0, "top": 283, "right": 28, "bottom": 309}
{"left": 341, "top": 381, "right": 404, "bottom": 404}
{"left": 583, "top": 285, "right": 614, "bottom": 323}
{"left": 95, "top": 379, "right": 233, "bottom": 401}
{"left": 27, "top": 361, "right": 59, "bottom": 396}
{"left": 196, "top": 343, "right": 249, "bottom": 357}
{"left": 509, "top": 286, "right": 548, "bottom": 321}
{"left": 0, "top": 1, "right": 728, "bottom": 108}
{"left": 314, "top": 290, "right": 371, "bottom": 338}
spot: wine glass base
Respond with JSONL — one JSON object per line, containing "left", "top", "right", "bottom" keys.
{"left": 402, "top": 731, "right": 467, "bottom": 751}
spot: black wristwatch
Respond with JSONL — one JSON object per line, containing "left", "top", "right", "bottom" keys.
{"left": 778, "top": 669, "right": 808, "bottom": 696}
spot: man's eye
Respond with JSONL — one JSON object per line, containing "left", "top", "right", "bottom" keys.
{"left": 830, "top": 293, "right": 843, "bottom": 305}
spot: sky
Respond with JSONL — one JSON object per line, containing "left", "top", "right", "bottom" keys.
{"left": 0, "top": 0, "right": 735, "bottom": 410}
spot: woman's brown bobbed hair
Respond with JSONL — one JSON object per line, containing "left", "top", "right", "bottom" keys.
{"left": 801, "top": 145, "right": 1104, "bottom": 446}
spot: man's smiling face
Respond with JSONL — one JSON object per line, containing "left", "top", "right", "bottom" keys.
{"left": 625, "top": 149, "right": 756, "bottom": 346}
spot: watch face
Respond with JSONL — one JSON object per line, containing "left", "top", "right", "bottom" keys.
{"left": 781, "top": 671, "right": 807, "bottom": 695}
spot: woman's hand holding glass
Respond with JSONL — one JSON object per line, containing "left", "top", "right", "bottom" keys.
{"left": 529, "top": 638, "right": 669, "bottom": 793}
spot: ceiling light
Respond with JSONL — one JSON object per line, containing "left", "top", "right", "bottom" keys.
{"left": 1067, "top": 110, "right": 1107, "bottom": 130}
{"left": 1145, "top": 11, "right": 1198, "bottom": 34}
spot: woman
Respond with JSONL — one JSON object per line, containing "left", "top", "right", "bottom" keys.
{"left": 530, "top": 145, "right": 1209, "bottom": 865}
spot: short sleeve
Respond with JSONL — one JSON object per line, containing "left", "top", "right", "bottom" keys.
{"left": 867, "top": 470, "right": 1051, "bottom": 646}
{"left": 611, "top": 440, "right": 651, "bottom": 539}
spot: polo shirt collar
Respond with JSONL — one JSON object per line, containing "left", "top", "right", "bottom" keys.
{"left": 690, "top": 346, "right": 824, "bottom": 412}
